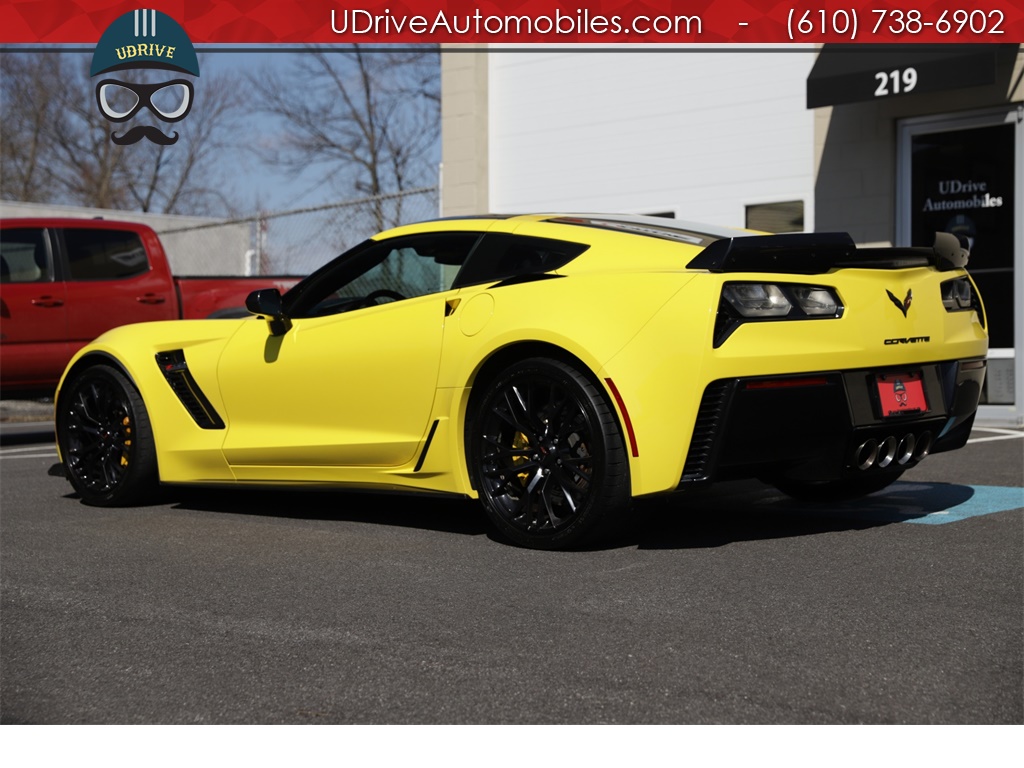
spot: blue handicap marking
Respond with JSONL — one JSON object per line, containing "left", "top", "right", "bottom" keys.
{"left": 827, "top": 482, "right": 1024, "bottom": 525}
{"left": 760, "top": 482, "right": 1023, "bottom": 525}
{"left": 895, "top": 483, "right": 1024, "bottom": 525}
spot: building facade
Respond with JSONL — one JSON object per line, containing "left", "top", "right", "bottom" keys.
{"left": 441, "top": 45, "right": 1024, "bottom": 426}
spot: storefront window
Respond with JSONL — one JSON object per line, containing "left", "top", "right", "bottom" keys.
{"left": 901, "top": 111, "right": 1020, "bottom": 407}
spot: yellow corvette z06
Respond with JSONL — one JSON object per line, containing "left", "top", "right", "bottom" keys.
{"left": 54, "top": 214, "right": 988, "bottom": 549}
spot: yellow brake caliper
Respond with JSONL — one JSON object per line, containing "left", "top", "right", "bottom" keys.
{"left": 121, "top": 416, "right": 132, "bottom": 467}
{"left": 511, "top": 431, "right": 531, "bottom": 485}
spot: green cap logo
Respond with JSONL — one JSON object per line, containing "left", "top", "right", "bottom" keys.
{"left": 91, "top": 9, "right": 199, "bottom": 77}
{"left": 91, "top": 10, "right": 200, "bottom": 145}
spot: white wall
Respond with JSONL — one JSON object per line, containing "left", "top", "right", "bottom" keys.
{"left": 488, "top": 49, "right": 817, "bottom": 229}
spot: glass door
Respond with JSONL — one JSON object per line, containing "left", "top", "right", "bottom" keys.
{"left": 898, "top": 107, "right": 1023, "bottom": 415}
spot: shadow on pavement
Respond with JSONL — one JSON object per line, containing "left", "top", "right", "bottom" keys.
{"left": 153, "top": 478, "right": 980, "bottom": 550}
{"left": 0, "top": 422, "right": 55, "bottom": 446}
{"left": 169, "top": 486, "right": 491, "bottom": 539}
{"left": 629, "top": 480, "right": 977, "bottom": 550}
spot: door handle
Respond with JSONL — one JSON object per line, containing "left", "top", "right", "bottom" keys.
{"left": 30, "top": 296, "right": 63, "bottom": 308}
{"left": 137, "top": 294, "right": 167, "bottom": 305}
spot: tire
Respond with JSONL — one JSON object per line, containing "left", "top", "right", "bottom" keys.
{"left": 468, "top": 357, "right": 630, "bottom": 550}
{"left": 56, "top": 364, "right": 158, "bottom": 506}
{"left": 772, "top": 470, "right": 904, "bottom": 502}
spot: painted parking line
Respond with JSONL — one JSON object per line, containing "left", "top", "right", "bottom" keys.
{"left": 967, "top": 427, "right": 1024, "bottom": 445}
{"left": 0, "top": 445, "right": 57, "bottom": 459}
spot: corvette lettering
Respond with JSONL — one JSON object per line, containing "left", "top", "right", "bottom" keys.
{"left": 884, "top": 336, "right": 931, "bottom": 345}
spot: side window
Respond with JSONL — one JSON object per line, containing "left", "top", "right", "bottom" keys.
{"left": 63, "top": 228, "right": 149, "bottom": 280}
{"left": 745, "top": 201, "right": 805, "bottom": 233}
{"left": 0, "top": 228, "right": 52, "bottom": 283}
{"left": 453, "top": 233, "right": 589, "bottom": 288}
{"left": 291, "top": 233, "right": 481, "bottom": 318}
{"left": 347, "top": 242, "right": 459, "bottom": 299}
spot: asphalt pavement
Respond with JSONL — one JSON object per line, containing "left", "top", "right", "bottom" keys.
{"left": 1, "top": 421, "right": 1021, "bottom": 727}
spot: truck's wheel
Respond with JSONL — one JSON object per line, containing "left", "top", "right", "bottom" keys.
{"left": 468, "top": 357, "right": 630, "bottom": 550}
{"left": 57, "top": 365, "right": 158, "bottom": 506}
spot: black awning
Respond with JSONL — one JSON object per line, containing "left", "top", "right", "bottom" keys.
{"left": 806, "top": 44, "right": 1017, "bottom": 109}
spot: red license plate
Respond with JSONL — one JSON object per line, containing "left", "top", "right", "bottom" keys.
{"left": 876, "top": 371, "right": 928, "bottom": 417}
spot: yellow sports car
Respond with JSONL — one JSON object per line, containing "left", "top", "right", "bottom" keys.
{"left": 54, "top": 214, "right": 988, "bottom": 549}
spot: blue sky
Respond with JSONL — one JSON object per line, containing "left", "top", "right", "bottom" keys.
{"left": 203, "top": 52, "right": 337, "bottom": 212}
{"left": 200, "top": 50, "right": 441, "bottom": 215}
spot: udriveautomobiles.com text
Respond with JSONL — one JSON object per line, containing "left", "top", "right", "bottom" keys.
{"left": 330, "top": 8, "right": 704, "bottom": 37}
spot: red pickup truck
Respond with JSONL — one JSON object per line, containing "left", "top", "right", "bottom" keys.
{"left": 0, "top": 217, "right": 298, "bottom": 395}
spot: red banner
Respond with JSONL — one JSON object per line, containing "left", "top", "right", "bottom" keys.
{"left": 2, "top": 0, "right": 1022, "bottom": 44}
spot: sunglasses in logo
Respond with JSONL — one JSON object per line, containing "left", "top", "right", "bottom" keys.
{"left": 95, "top": 79, "right": 194, "bottom": 123}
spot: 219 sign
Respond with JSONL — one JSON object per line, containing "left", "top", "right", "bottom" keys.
{"left": 875, "top": 67, "right": 918, "bottom": 98}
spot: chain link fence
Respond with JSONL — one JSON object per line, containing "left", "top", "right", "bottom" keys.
{"left": 154, "top": 186, "right": 440, "bottom": 277}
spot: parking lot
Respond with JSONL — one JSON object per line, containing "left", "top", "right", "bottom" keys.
{"left": 1, "top": 421, "right": 1021, "bottom": 725}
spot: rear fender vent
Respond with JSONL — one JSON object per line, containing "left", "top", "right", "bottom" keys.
{"left": 155, "top": 350, "right": 225, "bottom": 430}
{"left": 681, "top": 380, "right": 733, "bottom": 483}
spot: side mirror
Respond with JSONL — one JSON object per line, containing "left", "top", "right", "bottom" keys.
{"left": 245, "top": 288, "right": 292, "bottom": 335}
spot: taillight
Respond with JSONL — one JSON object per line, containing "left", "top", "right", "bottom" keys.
{"left": 940, "top": 276, "right": 984, "bottom": 327}
{"left": 941, "top": 276, "right": 973, "bottom": 310}
{"left": 715, "top": 282, "right": 844, "bottom": 347}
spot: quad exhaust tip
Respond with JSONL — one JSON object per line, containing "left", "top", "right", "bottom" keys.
{"left": 854, "top": 431, "right": 932, "bottom": 471}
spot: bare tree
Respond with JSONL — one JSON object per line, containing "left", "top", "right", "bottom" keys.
{"left": 248, "top": 45, "right": 440, "bottom": 229}
{"left": 0, "top": 52, "right": 120, "bottom": 207}
{"left": 1, "top": 51, "right": 250, "bottom": 216}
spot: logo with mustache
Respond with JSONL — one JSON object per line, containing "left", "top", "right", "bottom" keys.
{"left": 111, "top": 125, "right": 181, "bottom": 145}
{"left": 886, "top": 288, "right": 913, "bottom": 318}
{"left": 91, "top": 10, "right": 199, "bottom": 146}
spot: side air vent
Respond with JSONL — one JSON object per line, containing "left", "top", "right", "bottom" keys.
{"left": 155, "top": 350, "right": 225, "bottom": 429}
{"left": 680, "top": 380, "right": 732, "bottom": 483}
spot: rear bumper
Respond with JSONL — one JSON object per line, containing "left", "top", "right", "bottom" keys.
{"left": 680, "top": 357, "right": 986, "bottom": 487}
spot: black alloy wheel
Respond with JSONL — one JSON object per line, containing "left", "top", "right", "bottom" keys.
{"left": 470, "top": 357, "right": 630, "bottom": 550}
{"left": 57, "top": 365, "right": 158, "bottom": 506}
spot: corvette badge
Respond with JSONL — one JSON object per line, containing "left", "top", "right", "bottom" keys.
{"left": 886, "top": 288, "right": 913, "bottom": 318}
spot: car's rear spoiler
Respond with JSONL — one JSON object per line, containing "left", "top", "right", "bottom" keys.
{"left": 687, "top": 231, "right": 970, "bottom": 274}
